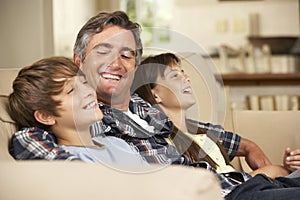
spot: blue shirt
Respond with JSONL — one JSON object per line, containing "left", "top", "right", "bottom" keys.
{"left": 61, "top": 136, "right": 146, "bottom": 166}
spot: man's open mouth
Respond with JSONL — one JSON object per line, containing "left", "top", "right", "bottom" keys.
{"left": 100, "top": 72, "right": 122, "bottom": 81}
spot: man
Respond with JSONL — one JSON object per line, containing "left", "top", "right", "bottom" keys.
{"left": 11, "top": 11, "right": 270, "bottom": 168}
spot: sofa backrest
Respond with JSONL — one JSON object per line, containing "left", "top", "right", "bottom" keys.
{"left": 0, "top": 95, "right": 16, "bottom": 161}
{"left": 0, "top": 68, "right": 19, "bottom": 96}
{"left": 232, "top": 110, "right": 300, "bottom": 171}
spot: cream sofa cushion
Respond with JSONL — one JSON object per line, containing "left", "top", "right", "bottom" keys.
{"left": 0, "top": 68, "right": 19, "bottom": 160}
{"left": 0, "top": 162, "right": 223, "bottom": 200}
{"left": 0, "top": 95, "right": 16, "bottom": 161}
{"left": 233, "top": 110, "right": 300, "bottom": 171}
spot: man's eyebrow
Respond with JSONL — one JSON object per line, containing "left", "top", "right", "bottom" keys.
{"left": 92, "top": 43, "right": 113, "bottom": 50}
{"left": 92, "top": 43, "right": 135, "bottom": 52}
{"left": 120, "top": 46, "right": 135, "bottom": 52}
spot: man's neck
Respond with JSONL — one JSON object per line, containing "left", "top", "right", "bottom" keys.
{"left": 110, "top": 99, "right": 130, "bottom": 112}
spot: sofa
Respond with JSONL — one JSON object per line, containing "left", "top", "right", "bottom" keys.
{"left": 1, "top": 67, "right": 299, "bottom": 199}
{"left": 232, "top": 109, "right": 300, "bottom": 172}
{"left": 0, "top": 68, "right": 223, "bottom": 200}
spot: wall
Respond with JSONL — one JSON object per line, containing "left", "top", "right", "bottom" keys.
{"left": 0, "top": 0, "right": 54, "bottom": 68}
{"left": 0, "top": 0, "right": 121, "bottom": 68}
{"left": 52, "top": 0, "right": 121, "bottom": 58}
{"left": 171, "top": 0, "right": 299, "bottom": 53}
{"left": 0, "top": 0, "right": 298, "bottom": 68}
{"left": 52, "top": 0, "right": 98, "bottom": 58}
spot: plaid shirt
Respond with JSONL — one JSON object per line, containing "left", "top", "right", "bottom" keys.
{"left": 10, "top": 127, "right": 79, "bottom": 160}
{"left": 10, "top": 94, "right": 189, "bottom": 164}
{"left": 92, "top": 94, "right": 189, "bottom": 165}
{"left": 10, "top": 94, "right": 240, "bottom": 163}
{"left": 10, "top": 93, "right": 248, "bottom": 196}
{"left": 187, "top": 119, "right": 241, "bottom": 160}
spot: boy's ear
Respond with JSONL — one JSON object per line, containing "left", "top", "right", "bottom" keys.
{"left": 34, "top": 110, "right": 56, "bottom": 126}
{"left": 151, "top": 89, "right": 162, "bottom": 104}
{"left": 74, "top": 54, "right": 82, "bottom": 67}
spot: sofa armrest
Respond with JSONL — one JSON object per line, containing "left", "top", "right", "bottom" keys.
{"left": 0, "top": 95, "right": 16, "bottom": 161}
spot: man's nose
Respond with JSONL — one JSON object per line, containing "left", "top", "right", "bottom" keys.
{"left": 108, "top": 54, "right": 122, "bottom": 70}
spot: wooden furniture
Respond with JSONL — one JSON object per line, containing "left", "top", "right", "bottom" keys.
{"left": 220, "top": 73, "right": 300, "bottom": 86}
{"left": 218, "top": 73, "right": 300, "bottom": 110}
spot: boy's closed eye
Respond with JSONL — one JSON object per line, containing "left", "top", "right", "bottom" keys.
{"left": 67, "top": 88, "right": 74, "bottom": 94}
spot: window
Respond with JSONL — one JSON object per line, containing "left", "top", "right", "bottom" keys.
{"left": 121, "top": 0, "right": 174, "bottom": 46}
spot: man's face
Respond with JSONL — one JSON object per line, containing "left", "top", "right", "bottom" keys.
{"left": 77, "top": 26, "right": 136, "bottom": 105}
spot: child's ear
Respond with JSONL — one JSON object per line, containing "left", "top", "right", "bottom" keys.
{"left": 34, "top": 110, "right": 56, "bottom": 126}
{"left": 151, "top": 90, "right": 162, "bottom": 104}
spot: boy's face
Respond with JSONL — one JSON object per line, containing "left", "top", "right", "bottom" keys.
{"left": 53, "top": 75, "right": 103, "bottom": 131}
{"left": 152, "top": 64, "right": 196, "bottom": 111}
{"left": 76, "top": 25, "right": 137, "bottom": 105}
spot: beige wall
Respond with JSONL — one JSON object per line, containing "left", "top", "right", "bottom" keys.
{"left": 172, "top": 0, "right": 299, "bottom": 52}
{"left": 0, "top": 0, "right": 298, "bottom": 68}
{"left": 0, "top": 0, "right": 54, "bottom": 68}
{"left": 52, "top": 0, "right": 98, "bottom": 58}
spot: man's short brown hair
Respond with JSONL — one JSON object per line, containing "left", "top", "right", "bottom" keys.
{"left": 73, "top": 11, "right": 143, "bottom": 65}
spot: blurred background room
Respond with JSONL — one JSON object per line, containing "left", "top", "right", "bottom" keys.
{"left": 1, "top": 0, "right": 299, "bottom": 128}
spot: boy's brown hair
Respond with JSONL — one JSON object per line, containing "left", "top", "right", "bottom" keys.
{"left": 8, "top": 57, "right": 79, "bottom": 131}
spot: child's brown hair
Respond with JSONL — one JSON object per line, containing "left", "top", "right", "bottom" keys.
{"left": 9, "top": 57, "right": 79, "bottom": 131}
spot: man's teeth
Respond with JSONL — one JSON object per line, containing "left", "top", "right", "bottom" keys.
{"left": 102, "top": 73, "right": 121, "bottom": 80}
{"left": 84, "top": 101, "right": 96, "bottom": 110}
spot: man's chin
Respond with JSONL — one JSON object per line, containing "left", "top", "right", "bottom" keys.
{"left": 97, "top": 88, "right": 123, "bottom": 99}
{"left": 97, "top": 79, "right": 132, "bottom": 99}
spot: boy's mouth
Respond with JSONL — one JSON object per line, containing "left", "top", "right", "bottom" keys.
{"left": 83, "top": 101, "right": 97, "bottom": 110}
{"left": 182, "top": 86, "right": 192, "bottom": 94}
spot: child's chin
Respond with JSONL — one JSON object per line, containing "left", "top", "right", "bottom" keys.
{"left": 95, "top": 111, "right": 103, "bottom": 121}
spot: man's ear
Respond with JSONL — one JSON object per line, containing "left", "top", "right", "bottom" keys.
{"left": 34, "top": 110, "right": 56, "bottom": 126}
{"left": 74, "top": 54, "right": 82, "bottom": 67}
